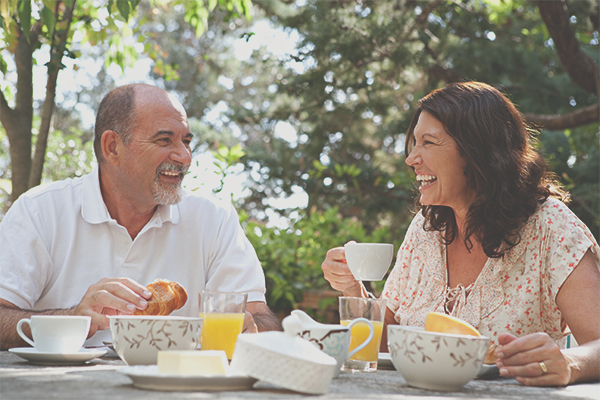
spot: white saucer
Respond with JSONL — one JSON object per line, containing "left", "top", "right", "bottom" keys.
{"left": 9, "top": 347, "right": 107, "bottom": 366}
{"left": 117, "top": 365, "right": 257, "bottom": 391}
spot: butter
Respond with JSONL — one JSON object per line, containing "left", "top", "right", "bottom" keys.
{"left": 157, "top": 350, "right": 228, "bottom": 375}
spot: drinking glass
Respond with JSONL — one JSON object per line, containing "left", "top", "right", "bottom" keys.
{"left": 339, "top": 296, "right": 386, "bottom": 372}
{"left": 199, "top": 291, "right": 247, "bottom": 359}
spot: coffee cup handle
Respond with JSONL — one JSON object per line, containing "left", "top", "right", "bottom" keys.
{"left": 16, "top": 318, "right": 36, "bottom": 347}
{"left": 346, "top": 317, "right": 374, "bottom": 359}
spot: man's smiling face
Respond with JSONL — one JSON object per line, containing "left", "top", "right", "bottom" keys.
{"left": 118, "top": 88, "right": 193, "bottom": 208}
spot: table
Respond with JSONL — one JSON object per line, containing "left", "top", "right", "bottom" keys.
{"left": 1, "top": 350, "right": 598, "bottom": 400}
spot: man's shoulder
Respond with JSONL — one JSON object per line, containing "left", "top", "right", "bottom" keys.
{"left": 19, "top": 175, "right": 86, "bottom": 202}
{"left": 179, "top": 191, "right": 236, "bottom": 214}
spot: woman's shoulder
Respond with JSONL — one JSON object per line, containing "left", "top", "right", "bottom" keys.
{"left": 524, "top": 197, "right": 597, "bottom": 247}
{"left": 533, "top": 197, "right": 581, "bottom": 228}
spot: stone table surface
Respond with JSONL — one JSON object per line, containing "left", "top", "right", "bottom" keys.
{"left": 1, "top": 350, "right": 598, "bottom": 400}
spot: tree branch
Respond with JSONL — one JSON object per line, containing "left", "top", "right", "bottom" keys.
{"left": 0, "top": 91, "right": 16, "bottom": 141}
{"left": 522, "top": 103, "right": 599, "bottom": 130}
{"left": 535, "top": 0, "right": 599, "bottom": 96}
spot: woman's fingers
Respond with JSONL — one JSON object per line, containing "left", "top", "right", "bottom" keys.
{"left": 496, "top": 332, "right": 571, "bottom": 386}
{"left": 322, "top": 247, "right": 360, "bottom": 294}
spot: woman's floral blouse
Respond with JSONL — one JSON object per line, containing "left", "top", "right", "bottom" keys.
{"left": 382, "top": 197, "right": 599, "bottom": 347}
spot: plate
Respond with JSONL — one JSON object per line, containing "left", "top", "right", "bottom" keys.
{"left": 378, "top": 352, "right": 395, "bottom": 370}
{"left": 117, "top": 365, "right": 258, "bottom": 391}
{"left": 8, "top": 347, "right": 107, "bottom": 366}
{"left": 377, "top": 353, "right": 499, "bottom": 379}
{"left": 477, "top": 363, "right": 500, "bottom": 379}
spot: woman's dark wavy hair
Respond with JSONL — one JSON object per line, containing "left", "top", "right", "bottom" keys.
{"left": 405, "top": 81, "right": 569, "bottom": 258}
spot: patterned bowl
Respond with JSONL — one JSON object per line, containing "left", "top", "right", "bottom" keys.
{"left": 109, "top": 316, "right": 202, "bottom": 365}
{"left": 387, "top": 325, "right": 489, "bottom": 391}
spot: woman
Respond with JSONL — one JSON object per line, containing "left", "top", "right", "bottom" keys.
{"left": 322, "top": 82, "right": 600, "bottom": 387}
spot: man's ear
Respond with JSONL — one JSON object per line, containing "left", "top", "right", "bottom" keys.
{"left": 100, "top": 130, "right": 122, "bottom": 165}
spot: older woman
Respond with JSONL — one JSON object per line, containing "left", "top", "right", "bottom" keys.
{"left": 322, "top": 82, "right": 600, "bottom": 387}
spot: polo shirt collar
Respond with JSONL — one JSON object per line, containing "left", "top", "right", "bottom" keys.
{"left": 81, "top": 167, "right": 181, "bottom": 225}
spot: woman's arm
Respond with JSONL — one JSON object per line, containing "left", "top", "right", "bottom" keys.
{"left": 380, "top": 306, "right": 398, "bottom": 352}
{"left": 496, "top": 249, "right": 600, "bottom": 386}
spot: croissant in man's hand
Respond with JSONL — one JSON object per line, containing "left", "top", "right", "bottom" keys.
{"left": 133, "top": 279, "right": 188, "bottom": 316}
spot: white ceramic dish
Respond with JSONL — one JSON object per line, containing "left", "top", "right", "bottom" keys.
{"left": 381, "top": 351, "right": 499, "bottom": 379}
{"left": 9, "top": 347, "right": 106, "bottom": 365}
{"left": 388, "top": 325, "right": 489, "bottom": 391}
{"left": 117, "top": 365, "right": 257, "bottom": 391}
{"left": 109, "top": 315, "right": 202, "bottom": 365}
{"left": 477, "top": 363, "right": 500, "bottom": 379}
{"left": 377, "top": 352, "right": 395, "bottom": 370}
{"left": 231, "top": 331, "right": 338, "bottom": 394}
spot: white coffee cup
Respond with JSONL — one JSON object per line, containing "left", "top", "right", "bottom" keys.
{"left": 16, "top": 315, "right": 91, "bottom": 353}
{"left": 344, "top": 243, "right": 394, "bottom": 281}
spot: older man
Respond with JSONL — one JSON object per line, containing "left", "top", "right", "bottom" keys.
{"left": 0, "top": 84, "right": 281, "bottom": 349}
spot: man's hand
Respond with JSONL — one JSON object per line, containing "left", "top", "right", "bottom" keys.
{"left": 246, "top": 301, "right": 282, "bottom": 332}
{"left": 242, "top": 311, "right": 258, "bottom": 333}
{"left": 73, "top": 277, "right": 152, "bottom": 337}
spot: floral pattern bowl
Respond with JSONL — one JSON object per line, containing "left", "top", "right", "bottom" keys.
{"left": 109, "top": 316, "right": 202, "bottom": 365}
{"left": 387, "top": 325, "right": 489, "bottom": 391}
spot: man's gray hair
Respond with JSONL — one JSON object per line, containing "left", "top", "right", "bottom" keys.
{"left": 93, "top": 84, "right": 142, "bottom": 163}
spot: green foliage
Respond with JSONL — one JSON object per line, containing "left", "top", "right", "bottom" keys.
{"left": 212, "top": 143, "right": 245, "bottom": 195}
{"left": 42, "top": 128, "right": 94, "bottom": 183}
{"left": 241, "top": 206, "right": 405, "bottom": 317}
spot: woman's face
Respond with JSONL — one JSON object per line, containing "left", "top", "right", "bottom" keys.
{"left": 405, "top": 111, "right": 476, "bottom": 217}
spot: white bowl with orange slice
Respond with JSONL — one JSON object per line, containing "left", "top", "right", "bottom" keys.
{"left": 387, "top": 312, "right": 490, "bottom": 392}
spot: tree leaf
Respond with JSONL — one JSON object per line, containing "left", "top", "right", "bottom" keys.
{"left": 17, "top": 0, "right": 32, "bottom": 43}
{"left": 116, "top": 0, "right": 131, "bottom": 21}
{"left": 40, "top": 5, "right": 55, "bottom": 36}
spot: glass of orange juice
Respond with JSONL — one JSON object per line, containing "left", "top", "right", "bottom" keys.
{"left": 339, "top": 296, "right": 386, "bottom": 372}
{"left": 199, "top": 291, "right": 247, "bottom": 359}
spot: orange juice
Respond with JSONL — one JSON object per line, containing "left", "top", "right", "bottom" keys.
{"left": 200, "top": 312, "right": 244, "bottom": 359}
{"left": 341, "top": 320, "right": 384, "bottom": 361}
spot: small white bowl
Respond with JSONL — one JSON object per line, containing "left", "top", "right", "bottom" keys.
{"left": 109, "top": 315, "right": 202, "bottom": 365}
{"left": 388, "top": 325, "right": 489, "bottom": 391}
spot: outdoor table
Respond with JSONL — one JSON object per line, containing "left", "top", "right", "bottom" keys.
{"left": 1, "top": 350, "right": 598, "bottom": 400}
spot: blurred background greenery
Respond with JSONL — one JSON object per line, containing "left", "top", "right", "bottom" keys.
{"left": 1, "top": 0, "right": 598, "bottom": 320}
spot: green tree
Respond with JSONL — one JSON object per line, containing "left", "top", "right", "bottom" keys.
{"left": 147, "top": 0, "right": 598, "bottom": 238}
{"left": 0, "top": 0, "right": 251, "bottom": 206}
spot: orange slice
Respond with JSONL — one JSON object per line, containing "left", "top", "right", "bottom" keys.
{"left": 424, "top": 312, "right": 481, "bottom": 337}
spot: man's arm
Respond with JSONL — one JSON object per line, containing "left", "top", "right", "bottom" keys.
{"left": 246, "top": 301, "right": 282, "bottom": 332}
{"left": 0, "top": 299, "right": 76, "bottom": 350}
{"left": 0, "top": 277, "right": 152, "bottom": 350}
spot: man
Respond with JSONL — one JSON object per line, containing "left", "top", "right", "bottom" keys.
{"left": 0, "top": 84, "right": 281, "bottom": 350}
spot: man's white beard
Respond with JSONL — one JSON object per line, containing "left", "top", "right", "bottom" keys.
{"left": 152, "top": 180, "right": 183, "bottom": 205}
{"left": 153, "top": 183, "right": 183, "bottom": 205}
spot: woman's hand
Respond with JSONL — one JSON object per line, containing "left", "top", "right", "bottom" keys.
{"left": 496, "top": 332, "right": 571, "bottom": 386}
{"left": 321, "top": 246, "right": 363, "bottom": 297}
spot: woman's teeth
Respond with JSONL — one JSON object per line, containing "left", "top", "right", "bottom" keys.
{"left": 417, "top": 174, "right": 437, "bottom": 188}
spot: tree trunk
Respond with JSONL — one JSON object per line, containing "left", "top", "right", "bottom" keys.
{"left": 29, "top": 0, "right": 77, "bottom": 188}
{"left": 5, "top": 30, "right": 35, "bottom": 202}
{"left": 535, "top": 0, "right": 600, "bottom": 96}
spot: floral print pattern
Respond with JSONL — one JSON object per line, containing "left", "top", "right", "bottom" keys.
{"left": 382, "top": 198, "right": 599, "bottom": 347}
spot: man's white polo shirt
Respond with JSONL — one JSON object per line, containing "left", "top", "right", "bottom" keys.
{"left": 0, "top": 168, "right": 266, "bottom": 344}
